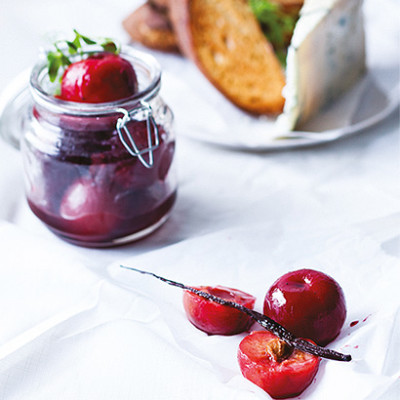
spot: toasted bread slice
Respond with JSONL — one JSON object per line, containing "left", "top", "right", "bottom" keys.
{"left": 123, "top": 3, "right": 180, "bottom": 53}
{"left": 169, "top": 0, "right": 286, "bottom": 114}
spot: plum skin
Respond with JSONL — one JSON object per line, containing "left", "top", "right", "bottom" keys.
{"left": 183, "top": 286, "right": 256, "bottom": 335}
{"left": 59, "top": 176, "right": 118, "bottom": 237}
{"left": 263, "top": 269, "right": 346, "bottom": 346}
{"left": 59, "top": 53, "right": 138, "bottom": 103}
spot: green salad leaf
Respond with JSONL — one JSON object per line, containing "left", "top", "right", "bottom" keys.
{"left": 249, "top": 0, "right": 299, "bottom": 66}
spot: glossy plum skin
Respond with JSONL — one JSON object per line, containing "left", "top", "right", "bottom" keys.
{"left": 183, "top": 286, "right": 256, "bottom": 335}
{"left": 59, "top": 53, "right": 138, "bottom": 103}
{"left": 238, "top": 331, "right": 320, "bottom": 399}
{"left": 59, "top": 177, "right": 118, "bottom": 237}
{"left": 263, "top": 269, "right": 346, "bottom": 346}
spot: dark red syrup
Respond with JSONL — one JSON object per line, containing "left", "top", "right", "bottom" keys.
{"left": 26, "top": 115, "right": 176, "bottom": 247}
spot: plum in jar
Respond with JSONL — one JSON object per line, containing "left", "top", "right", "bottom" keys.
{"left": 21, "top": 36, "right": 177, "bottom": 247}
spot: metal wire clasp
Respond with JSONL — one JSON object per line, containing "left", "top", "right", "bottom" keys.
{"left": 116, "top": 101, "right": 160, "bottom": 168}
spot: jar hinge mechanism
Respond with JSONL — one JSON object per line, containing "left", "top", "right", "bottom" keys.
{"left": 116, "top": 101, "right": 160, "bottom": 168}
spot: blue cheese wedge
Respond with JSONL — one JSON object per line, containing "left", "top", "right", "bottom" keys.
{"left": 277, "top": 0, "right": 366, "bottom": 130}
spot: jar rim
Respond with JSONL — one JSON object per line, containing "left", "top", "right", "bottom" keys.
{"left": 29, "top": 46, "right": 162, "bottom": 115}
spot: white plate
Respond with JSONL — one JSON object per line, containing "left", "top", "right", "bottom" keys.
{"left": 160, "top": 67, "right": 399, "bottom": 150}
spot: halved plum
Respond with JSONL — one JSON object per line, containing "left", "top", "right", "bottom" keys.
{"left": 238, "top": 331, "right": 320, "bottom": 398}
{"left": 183, "top": 285, "right": 256, "bottom": 335}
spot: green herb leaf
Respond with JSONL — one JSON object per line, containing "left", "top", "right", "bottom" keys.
{"left": 72, "top": 34, "right": 82, "bottom": 50}
{"left": 101, "top": 41, "right": 118, "bottom": 54}
{"left": 60, "top": 53, "right": 71, "bottom": 66}
{"left": 80, "top": 34, "right": 97, "bottom": 45}
{"left": 47, "top": 52, "right": 61, "bottom": 82}
{"left": 45, "top": 30, "right": 120, "bottom": 85}
{"left": 66, "top": 41, "right": 78, "bottom": 54}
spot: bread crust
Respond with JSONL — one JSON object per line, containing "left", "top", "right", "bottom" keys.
{"left": 168, "top": 0, "right": 195, "bottom": 59}
{"left": 169, "top": 0, "right": 286, "bottom": 114}
{"left": 123, "top": 3, "right": 180, "bottom": 53}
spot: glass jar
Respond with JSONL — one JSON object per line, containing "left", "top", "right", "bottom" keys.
{"left": 21, "top": 48, "right": 177, "bottom": 247}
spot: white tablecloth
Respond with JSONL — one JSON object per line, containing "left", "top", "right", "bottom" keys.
{"left": 1, "top": 1, "right": 399, "bottom": 399}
